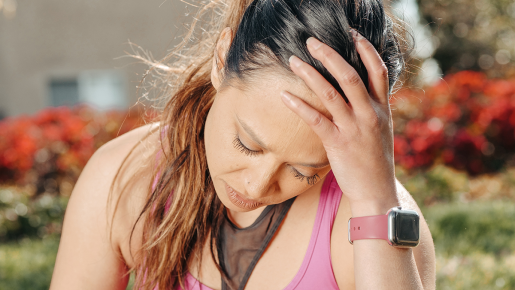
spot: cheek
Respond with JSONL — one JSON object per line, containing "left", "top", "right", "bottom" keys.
{"left": 204, "top": 110, "right": 244, "bottom": 176}
{"left": 204, "top": 108, "right": 223, "bottom": 176}
{"left": 280, "top": 181, "right": 309, "bottom": 198}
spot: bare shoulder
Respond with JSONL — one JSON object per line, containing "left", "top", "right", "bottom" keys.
{"left": 50, "top": 122, "right": 161, "bottom": 290}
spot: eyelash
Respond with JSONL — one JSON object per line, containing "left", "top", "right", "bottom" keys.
{"left": 232, "top": 135, "right": 320, "bottom": 185}
{"left": 233, "top": 134, "right": 260, "bottom": 157}
{"left": 291, "top": 167, "right": 320, "bottom": 186}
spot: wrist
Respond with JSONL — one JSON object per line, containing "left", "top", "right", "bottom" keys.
{"left": 349, "top": 196, "right": 400, "bottom": 217}
{"left": 348, "top": 203, "right": 421, "bottom": 248}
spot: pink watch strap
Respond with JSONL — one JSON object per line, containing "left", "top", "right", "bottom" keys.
{"left": 348, "top": 214, "right": 389, "bottom": 244}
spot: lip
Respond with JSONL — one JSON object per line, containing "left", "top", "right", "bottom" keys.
{"left": 225, "top": 182, "right": 263, "bottom": 210}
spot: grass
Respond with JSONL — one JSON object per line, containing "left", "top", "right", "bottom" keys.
{"left": 424, "top": 200, "right": 515, "bottom": 256}
{"left": 0, "top": 236, "right": 60, "bottom": 290}
{"left": 425, "top": 200, "right": 515, "bottom": 289}
{"left": 436, "top": 252, "right": 515, "bottom": 289}
{"left": 0, "top": 235, "right": 137, "bottom": 290}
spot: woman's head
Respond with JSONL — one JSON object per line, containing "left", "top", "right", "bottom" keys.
{"left": 128, "top": 0, "right": 413, "bottom": 288}
{"left": 205, "top": 0, "right": 408, "bottom": 213}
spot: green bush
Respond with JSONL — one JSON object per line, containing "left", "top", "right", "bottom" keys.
{"left": 0, "top": 187, "right": 68, "bottom": 242}
{"left": 397, "top": 164, "right": 515, "bottom": 206}
{"left": 396, "top": 164, "right": 469, "bottom": 206}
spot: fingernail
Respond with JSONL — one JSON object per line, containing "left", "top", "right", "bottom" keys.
{"left": 350, "top": 29, "right": 363, "bottom": 41}
{"left": 289, "top": 55, "right": 302, "bottom": 68}
{"left": 280, "top": 91, "right": 295, "bottom": 104}
{"left": 306, "top": 37, "right": 322, "bottom": 50}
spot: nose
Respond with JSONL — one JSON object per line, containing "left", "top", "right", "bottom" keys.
{"left": 243, "top": 158, "right": 279, "bottom": 199}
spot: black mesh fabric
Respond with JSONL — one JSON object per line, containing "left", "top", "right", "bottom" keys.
{"left": 216, "top": 197, "right": 296, "bottom": 290}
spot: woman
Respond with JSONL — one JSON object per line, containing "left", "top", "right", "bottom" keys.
{"left": 50, "top": 0, "right": 436, "bottom": 289}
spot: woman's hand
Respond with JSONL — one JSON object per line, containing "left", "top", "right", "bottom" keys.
{"left": 281, "top": 30, "right": 399, "bottom": 217}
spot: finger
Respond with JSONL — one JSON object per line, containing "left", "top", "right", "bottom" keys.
{"left": 289, "top": 55, "right": 353, "bottom": 125}
{"left": 305, "top": 37, "right": 374, "bottom": 115}
{"left": 280, "top": 90, "right": 338, "bottom": 143}
{"left": 351, "top": 29, "right": 390, "bottom": 105}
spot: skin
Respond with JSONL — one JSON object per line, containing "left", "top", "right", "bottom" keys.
{"left": 49, "top": 27, "right": 436, "bottom": 290}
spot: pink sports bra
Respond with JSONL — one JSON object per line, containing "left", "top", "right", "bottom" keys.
{"left": 144, "top": 169, "right": 343, "bottom": 290}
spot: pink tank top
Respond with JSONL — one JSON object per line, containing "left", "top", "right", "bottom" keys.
{"left": 145, "top": 169, "right": 343, "bottom": 290}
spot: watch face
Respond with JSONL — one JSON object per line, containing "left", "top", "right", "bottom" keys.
{"left": 389, "top": 208, "right": 420, "bottom": 247}
{"left": 396, "top": 212, "right": 420, "bottom": 242}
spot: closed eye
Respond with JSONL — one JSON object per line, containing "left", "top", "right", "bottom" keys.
{"left": 233, "top": 134, "right": 259, "bottom": 157}
{"left": 290, "top": 166, "right": 320, "bottom": 185}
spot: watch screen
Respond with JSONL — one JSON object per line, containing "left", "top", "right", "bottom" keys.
{"left": 396, "top": 212, "right": 420, "bottom": 242}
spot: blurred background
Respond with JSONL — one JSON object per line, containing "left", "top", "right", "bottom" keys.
{"left": 0, "top": 0, "right": 514, "bottom": 289}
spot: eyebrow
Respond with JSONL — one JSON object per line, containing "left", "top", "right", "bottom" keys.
{"left": 236, "top": 116, "right": 331, "bottom": 169}
{"left": 237, "top": 115, "right": 269, "bottom": 150}
{"left": 296, "top": 161, "right": 331, "bottom": 169}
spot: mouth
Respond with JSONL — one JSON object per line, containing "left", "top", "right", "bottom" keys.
{"left": 225, "top": 182, "right": 263, "bottom": 210}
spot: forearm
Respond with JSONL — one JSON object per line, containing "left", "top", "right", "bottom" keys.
{"left": 349, "top": 194, "right": 425, "bottom": 290}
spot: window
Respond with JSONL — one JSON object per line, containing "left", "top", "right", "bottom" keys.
{"left": 48, "top": 70, "right": 127, "bottom": 110}
{"left": 49, "top": 79, "right": 79, "bottom": 107}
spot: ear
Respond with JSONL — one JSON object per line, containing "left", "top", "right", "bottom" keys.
{"left": 211, "top": 27, "right": 233, "bottom": 91}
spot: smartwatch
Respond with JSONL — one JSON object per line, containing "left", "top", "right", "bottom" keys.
{"left": 348, "top": 206, "right": 420, "bottom": 248}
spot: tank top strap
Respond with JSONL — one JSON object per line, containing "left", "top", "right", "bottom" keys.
{"left": 313, "top": 170, "right": 343, "bottom": 234}
{"left": 315, "top": 169, "right": 343, "bottom": 261}
{"left": 284, "top": 170, "right": 342, "bottom": 290}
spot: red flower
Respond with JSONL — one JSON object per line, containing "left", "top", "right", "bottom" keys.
{"left": 391, "top": 70, "right": 515, "bottom": 174}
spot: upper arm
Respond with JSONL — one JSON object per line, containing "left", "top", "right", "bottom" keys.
{"left": 396, "top": 179, "right": 436, "bottom": 290}
{"left": 50, "top": 123, "right": 159, "bottom": 290}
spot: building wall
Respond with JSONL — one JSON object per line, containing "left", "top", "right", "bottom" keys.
{"left": 0, "top": 0, "right": 191, "bottom": 117}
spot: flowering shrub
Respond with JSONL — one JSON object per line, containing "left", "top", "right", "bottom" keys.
{"left": 391, "top": 71, "right": 515, "bottom": 175}
{"left": 0, "top": 105, "right": 148, "bottom": 195}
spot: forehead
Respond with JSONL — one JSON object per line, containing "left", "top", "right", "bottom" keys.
{"left": 223, "top": 73, "right": 331, "bottom": 155}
